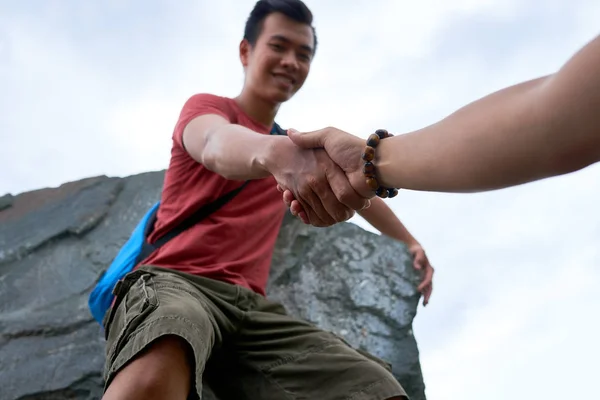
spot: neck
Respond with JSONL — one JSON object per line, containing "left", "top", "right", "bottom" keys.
{"left": 235, "top": 89, "right": 280, "bottom": 128}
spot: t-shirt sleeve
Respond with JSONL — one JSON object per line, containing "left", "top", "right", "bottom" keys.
{"left": 172, "top": 93, "right": 232, "bottom": 149}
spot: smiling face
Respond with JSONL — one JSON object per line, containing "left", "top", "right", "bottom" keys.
{"left": 240, "top": 12, "right": 315, "bottom": 104}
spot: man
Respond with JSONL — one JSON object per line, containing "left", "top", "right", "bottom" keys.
{"left": 281, "top": 34, "right": 600, "bottom": 206}
{"left": 101, "top": 1, "right": 433, "bottom": 399}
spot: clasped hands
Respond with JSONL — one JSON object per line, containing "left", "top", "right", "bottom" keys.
{"left": 273, "top": 127, "right": 370, "bottom": 226}
{"left": 275, "top": 126, "right": 433, "bottom": 306}
{"left": 275, "top": 126, "right": 434, "bottom": 306}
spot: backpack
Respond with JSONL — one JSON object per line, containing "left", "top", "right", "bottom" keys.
{"left": 88, "top": 122, "right": 287, "bottom": 325}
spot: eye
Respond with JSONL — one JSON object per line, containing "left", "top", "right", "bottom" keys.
{"left": 269, "top": 43, "right": 284, "bottom": 52}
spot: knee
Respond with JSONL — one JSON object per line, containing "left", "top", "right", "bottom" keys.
{"left": 105, "top": 335, "right": 194, "bottom": 400}
{"left": 139, "top": 335, "right": 194, "bottom": 385}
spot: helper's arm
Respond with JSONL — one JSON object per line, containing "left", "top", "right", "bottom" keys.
{"left": 375, "top": 35, "right": 600, "bottom": 192}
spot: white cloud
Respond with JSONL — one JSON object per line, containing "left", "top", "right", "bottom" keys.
{"left": 1, "top": 1, "right": 599, "bottom": 400}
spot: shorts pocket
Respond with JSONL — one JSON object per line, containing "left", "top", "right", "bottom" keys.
{"left": 105, "top": 272, "right": 159, "bottom": 366}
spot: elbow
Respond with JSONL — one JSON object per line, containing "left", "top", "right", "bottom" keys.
{"left": 200, "top": 147, "right": 218, "bottom": 172}
{"left": 201, "top": 143, "right": 242, "bottom": 180}
{"left": 201, "top": 150, "right": 233, "bottom": 179}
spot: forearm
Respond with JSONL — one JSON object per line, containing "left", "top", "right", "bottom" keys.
{"left": 377, "top": 35, "right": 600, "bottom": 193}
{"left": 358, "top": 197, "right": 419, "bottom": 245}
{"left": 201, "top": 124, "right": 285, "bottom": 180}
{"left": 377, "top": 77, "right": 552, "bottom": 192}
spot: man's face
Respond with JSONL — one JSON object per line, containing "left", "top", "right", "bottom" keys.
{"left": 241, "top": 12, "right": 314, "bottom": 104}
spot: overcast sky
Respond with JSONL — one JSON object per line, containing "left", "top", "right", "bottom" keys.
{"left": 1, "top": 1, "right": 599, "bottom": 399}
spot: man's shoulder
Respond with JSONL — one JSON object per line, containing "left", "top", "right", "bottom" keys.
{"left": 178, "top": 92, "right": 238, "bottom": 123}
{"left": 183, "top": 93, "right": 233, "bottom": 110}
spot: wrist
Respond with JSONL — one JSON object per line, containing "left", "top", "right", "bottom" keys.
{"left": 361, "top": 129, "right": 399, "bottom": 198}
{"left": 349, "top": 169, "right": 374, "bottom": 198}
{"left": 376, "top": 136, "right": 398, "bottom": 188}
{"left": 255, "top": 135, "right": 290, "bottom": 176}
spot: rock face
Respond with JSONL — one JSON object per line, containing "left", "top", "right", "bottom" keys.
{"left": 0, "top": 172, "right": 426, "bottom": 400}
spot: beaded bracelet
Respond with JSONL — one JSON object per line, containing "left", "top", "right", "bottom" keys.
{"left": 362, "top": 129, "right": 399, "bottom": 198}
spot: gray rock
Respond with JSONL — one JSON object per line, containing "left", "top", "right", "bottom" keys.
{"left": 0, "top": 193, "right": 13, "bottom": 211}
{"left": 0, "top": 172, "right": 426, "bottom": 400}
{"left": 0, "top": 177, "right": 124, "bottom": 265}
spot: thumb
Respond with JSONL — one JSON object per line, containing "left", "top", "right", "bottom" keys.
{"left": 287, "top": 128, "right": 327, "bottom": 149}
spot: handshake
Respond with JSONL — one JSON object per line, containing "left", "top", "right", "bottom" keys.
{"left": 270, "top": 126, "right": 392, "bottom": 227}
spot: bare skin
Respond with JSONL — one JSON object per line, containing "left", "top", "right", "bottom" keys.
{"left": 282, "top": 34, "right": 600, "bottom": 195}
{"left": 103, "top": 11, "right": 371, "bottom": 400}
{"left": 104, "top": 8, "right": 436, "bottom": 400}
{"left": 181, "top": 13, "right": 370, "bottom": 228}
{"left": 103, "top": 336, "right": 192, "bottom": 400}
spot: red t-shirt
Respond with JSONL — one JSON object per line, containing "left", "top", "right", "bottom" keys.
{"left": 140, "top": 94, "right": 286, "bottom": 295}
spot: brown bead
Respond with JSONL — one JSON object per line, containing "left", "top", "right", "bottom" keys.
{"left": 376, "top": 187, "right": 388, "bottom": 198}
{"left": 366, "top": 133, "right": 380, "bottom": 148}
{"left": 362, "top": 146, "right": 375, "bottom": 162}
{"left": 366, "top": 177, "right": 379, "bottom": 190}
{"left": 363, "top": 161, "right": 375, "bottom": 175}
{"left": 388, "top": 188, "right": 399, "bottom": 198}
{"left": 375, "top": 129, "right": 389, "bottom": 139}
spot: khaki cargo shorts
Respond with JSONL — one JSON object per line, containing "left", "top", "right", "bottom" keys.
{"left": 102, "top": 266, "right": 408, "bottom": 400}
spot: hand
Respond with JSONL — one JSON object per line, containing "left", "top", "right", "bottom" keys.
{"left": 280, "top": 127, "right": 374, "bottom": 224}
{"left": 265, "top": 137, "right": 369, "bottom": 227}
{"left": 288, "top": 127, "right": 372, "bottom": 196}
{"left": 407, "top": 243, "right": 434, "bottom": 306}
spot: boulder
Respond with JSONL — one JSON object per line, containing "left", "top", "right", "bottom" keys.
{"left": 0, "top": 172, "right": 426, "bottom": 400}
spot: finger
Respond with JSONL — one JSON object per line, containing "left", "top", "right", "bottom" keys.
{"left": 290, "top": 200, "right": 306, "bottom": 222}
{"left": 423, "top": 283, "right": 433, "bottom": 306}
{"left": 277, "top": 184, "right": 284, "bottom": 193}
{"left": 417, "top": 265, "right": 434, "bottom": 292}
{"left": 298, "top": 211, "right": 309, "bottom": 224}
{"left": 413, "top": 252, "right": 425, "bottom": 270}
{"left": 300, "top": 173, "right": 338, "bottom": 226}
{"left": 287, "top": 128, "right": 329, "bottom": 149}
{"left": 283, "top": 190, "right": 295, "bottom": 207}
{"left": 290, "top": 199, "right": 303, "bottom": 216}
{"left": 414, "top": 260, "right": 422, "bottom": 271}
{"left": 319, "top": 167, "right": 355, "bottom": 222}
{"left": 297, "top": 184, "right": 332, "bottom": 227}
{"left": 320, "top": 151, "right": 369, "bottom": 214}
{"left": 289, "top": 186, "right": 327, "bottom": 227}
{"left": 304, "top": 192, "right": 335, "bottom": 227}
{"left": 298, "top": 196, "right": 329, "bottom": 227}
{"left": 289, "top": 200, "right": 309, "bottom": 224}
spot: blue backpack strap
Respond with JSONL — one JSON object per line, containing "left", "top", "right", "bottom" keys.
{"left": 271, "top": 122, "right": 287, "bottom": 136}
{"left": 136, "top": 121, "right": 286, "bottom": 261}
{"left": 135, "top": 181, "right": 248, "bottom": 265}
{"left": 88, "top": 201, "right": 160, "bottom": 325}
{"left": 89, "top": 121, "right": 286, "bottom": 326}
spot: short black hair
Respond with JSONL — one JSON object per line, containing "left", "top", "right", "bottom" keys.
{"left": 244, "top": 0, "right": 317, "bottom": 54}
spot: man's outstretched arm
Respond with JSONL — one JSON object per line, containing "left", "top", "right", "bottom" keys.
{"left": 183, "top": 113, "right": 369, "bottom": 226}
{"left": 286, "top": 34, "right": 600, "bottom": 194}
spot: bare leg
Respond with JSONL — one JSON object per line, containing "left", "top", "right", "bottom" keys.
{"left": 102, "top": 335, "right": 193, "bottom": 400}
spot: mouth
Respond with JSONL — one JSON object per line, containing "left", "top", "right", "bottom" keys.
{"left": 272, "top": 73, "right": 296, "bottom": 87}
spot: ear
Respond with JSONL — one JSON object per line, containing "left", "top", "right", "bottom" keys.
{"left": 239, "top": 39, "right": 251, "bottom": 67}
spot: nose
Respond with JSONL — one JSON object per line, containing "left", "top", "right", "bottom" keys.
{"left": 280, "top": 50, "right": 299, "bottom": 71}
